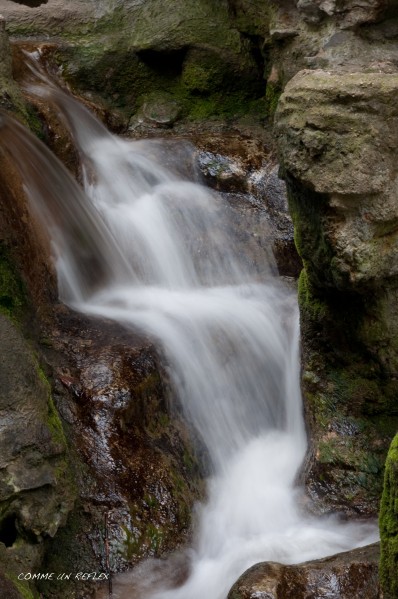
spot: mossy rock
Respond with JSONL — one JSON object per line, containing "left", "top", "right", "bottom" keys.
{"left": 380, "top": 432, "right": 398, "bottom": 599}
{"left": 0, "top": 572, "right": 37, "bottom": 599}
{"left": 0, "top": 248, "right": 26, "bottom": 318}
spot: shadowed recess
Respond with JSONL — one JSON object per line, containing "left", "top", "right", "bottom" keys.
{"left": 0, "top": 514, "right": 18, "bottom": 547}
{"left": 8, "top": 0, "right": 48, "bottom": 7}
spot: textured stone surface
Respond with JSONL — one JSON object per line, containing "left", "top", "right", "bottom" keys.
{"left": 35, "top": 308, "right": 202, "bottom": 599}
{"left": 0, "top": 313, "right": 74, "bottom": 572}
{"left": 228, "top": 543, "right": 380, "bottom": 599}
{"left": 1, "top": 0, "right": 264, "bottom": 121}
{"left": 297, "top": 0, "right": 389, "bottom": 27}
{"left": 275, "top": 68, "right": 398, "bottom": 516}
{"left": 276, "top": 70, "right": 398, "bottom": 288}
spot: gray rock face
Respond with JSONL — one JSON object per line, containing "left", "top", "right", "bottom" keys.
{"left": 0, "top": 314, "right": 74, "bottom": 570}
{"left": 297, "top": 0, "right": 389, "bottom": 27}
{"left": 228, "top": 543, "right": 380, "bottom": 599}
{"left": 276, "top": 69, "right": 398, "bottom": 288}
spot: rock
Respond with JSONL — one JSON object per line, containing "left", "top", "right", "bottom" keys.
{"left": 275, "top": 68, "right": 398, "bottom": 515}
{"left": 1, "top": 0, "right": 265, "bottom": 121}
{"left": 379, "top": 433, "right": 398, "bottom": 599}
{"left": 297, "top": 0, "right": 389, "bottom": 28}
{"left": 141, "top": 93, "right": 182, "bottom": 127}
{"left": 0, "top": 313, "right": 74, "bottom": 572}
{"left": 276, "top": 69, "right": 398, "bottom": 288}
{"left": 192, "top": 130, "right": 301, "bottom": 277}
{"left": 227, "top": 0, "right": 273, "bottom": 37}
{"left": 0, "top": 572, "right": 29, "bottom": 599}
{"left": 34, "top": 308, "right": 202, "bottom": 598}
{"left": 228, "top": 543, "right": 380, "bottom": 599}
{"left": 0, "top": 16, "right": 29, "bottom": 119}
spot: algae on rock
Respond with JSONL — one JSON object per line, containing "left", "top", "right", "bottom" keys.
{"left": 276, "top": 69, "right": 398, "bottom": 515}
{"left": 0, "top": 313, "right": 75, "bottom": 592}
{"left": 380, "top": 432, "right": 398, "bottom": 599}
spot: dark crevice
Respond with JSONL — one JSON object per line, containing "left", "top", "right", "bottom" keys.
{"left": 0, "top": 514, "right": 18, "bottom": 547}
{"left": 242, "top": 33, "right": 266, "bottom": 74}
{"left": 136, "top": 48, "right": 188, "bottom": 77}
{"left": 9, "top": 0, "right": 48, "bottom": 6}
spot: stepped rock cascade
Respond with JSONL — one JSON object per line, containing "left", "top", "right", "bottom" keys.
{"left": 0, "top": 79, "right": 378, "bottom": 598}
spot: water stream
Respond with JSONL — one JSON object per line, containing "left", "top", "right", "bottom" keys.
{"left": 0, "top": 77, "right": 378, "bottom": 598}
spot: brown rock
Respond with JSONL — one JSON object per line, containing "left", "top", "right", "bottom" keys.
{"left": 228, "top": 543, "right": 380, "bottom": 599}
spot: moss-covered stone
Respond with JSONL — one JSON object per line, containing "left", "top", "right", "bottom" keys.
{"left": 0, "top": 313, "right": 75, "bottom": 582}
{"left": 4, "top": 574, "right": 38, "bottom": 599}
{"left": 0, "top": 248, "right": 26, "bottom": 319}
{"left": 265, "top": 79, "right": 282, "bottom": 117}
{"left": 380, "top": 433, "right": 398, "bottom": 599}
{"left": 295, "top": 266, "right": 398, "bottom": 514}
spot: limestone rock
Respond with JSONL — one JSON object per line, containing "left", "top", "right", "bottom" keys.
{"left": 276, "top": 69, "right": 398, "bottom": 288}
{"left": 228, "top": 543, "right": 380, "bottom": 599}
{"left": 275, "top": 67, "right": 398, "bottom": 516}
{"left": 141, "top": 93, "right": 182, "bottom": 127}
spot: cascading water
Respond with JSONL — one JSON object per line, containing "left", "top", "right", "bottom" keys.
{"left": 0, "top": 73, "right": 378, "bottom": 599}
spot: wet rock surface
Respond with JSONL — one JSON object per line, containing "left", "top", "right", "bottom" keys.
{"left": 228, "top": 543, "right": 380, "bottom": 599}
{"left": 192, "top": 132, "right": 301, "bottom": 278}
{"left": 1, "top": 0, "right": 398, "bottom": 595}
{"left": 35, "top": 306, "right": 202, "bottom": 598}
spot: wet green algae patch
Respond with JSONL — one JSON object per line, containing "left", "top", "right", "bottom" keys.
{"left": 380, "top": 433, "right": 398, "bottom": 599}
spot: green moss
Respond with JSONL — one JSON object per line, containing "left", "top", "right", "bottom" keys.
{"left": 0, "top": 248, "right": 26, "bottom": 319}
{"left": 37, "top": 367, "right": 67, "bottom": 448}
{"left": 298, "top": 269, "right": 328, "bottom": 322}
{"left": 265, "top": 80, "right": 282, "bottom": 117}
{"left": 5, "top": 574, "right": 38, "bottom": 599}
{"left": 380, "top": 433, "right": 398, "bottom": 598}
{"left": 56, "top": 35, "right": 264, "bottom": 123}
{"left": 229, "top": 0, "right": 274, "bottom": 36}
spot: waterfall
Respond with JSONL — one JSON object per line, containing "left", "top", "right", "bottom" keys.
{"left": 0, "top": 80, "right": 378, "bottom": 599}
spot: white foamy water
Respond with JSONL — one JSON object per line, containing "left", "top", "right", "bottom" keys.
{"left": 0, "top": 75, "right": 378, "bottom": 599}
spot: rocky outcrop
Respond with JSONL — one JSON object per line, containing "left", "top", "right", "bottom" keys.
{"left": 1, "top": 0, "right": 265, "bottom": 122}
{"left": 379, "top": 433, "right": 398, "bottom": 599}
{"left": 33, "top": 307, "right": 202, "bottom": 599}
{"left": 296, "top": 0, "right": 389, "bottom": 27}
{"left": 275, "top": 69, "right": 398, "bottom": 516}
{"left": 228, "top": 543, "right": 380, "bottom": 599}
{"left": 2, "top": 0, "right": 398, "bottom": 596}
{"left": 0, "top": 313, "right": 74, "bottom": 590}
{"left": 269, "top": 3, "right": 398, "bottom": 592}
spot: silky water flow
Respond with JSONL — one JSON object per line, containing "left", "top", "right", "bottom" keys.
{"left": 0, "top": 77, "right": 378, "bottom": 599}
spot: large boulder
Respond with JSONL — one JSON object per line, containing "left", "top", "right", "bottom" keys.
{"left": 228, "top": 543, "right": 380, "bottom": 599}
{"left": 275, "top": 68, "right": 398, "bottom": 516}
